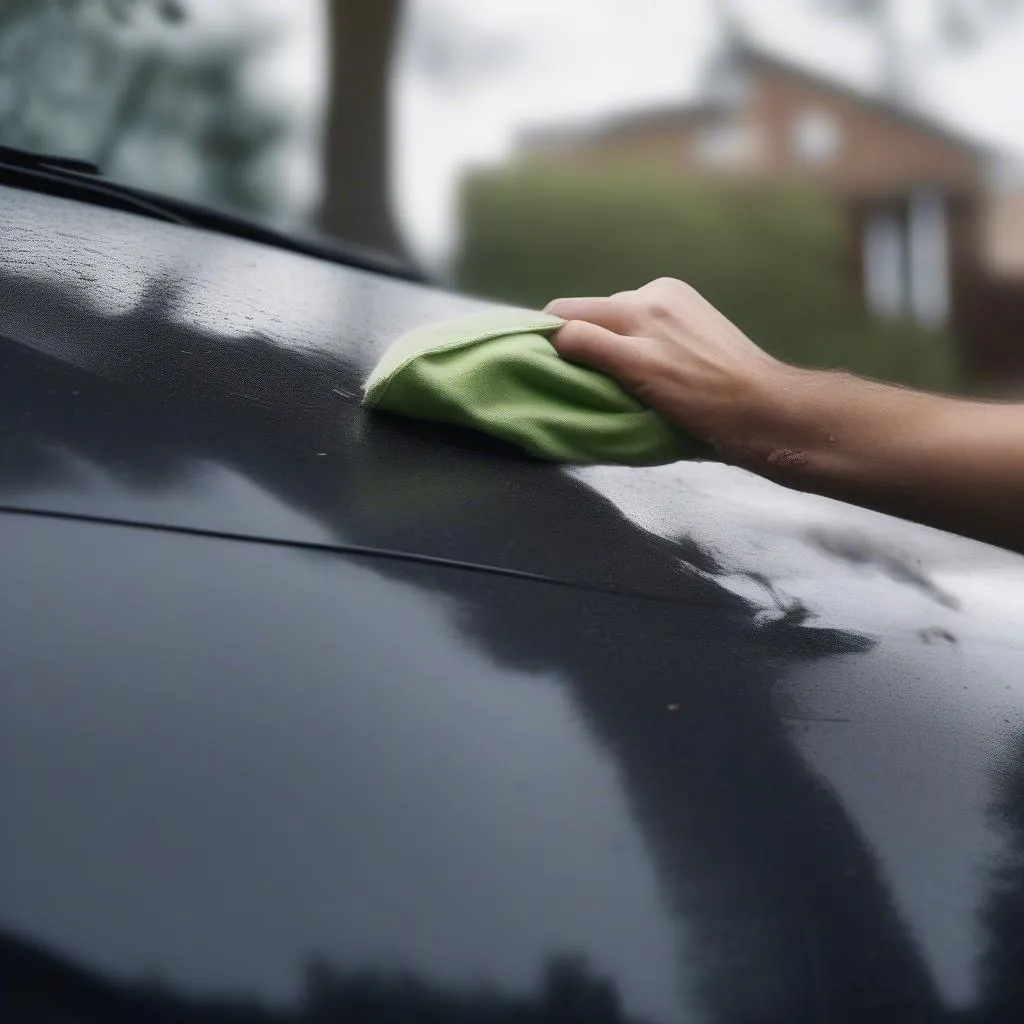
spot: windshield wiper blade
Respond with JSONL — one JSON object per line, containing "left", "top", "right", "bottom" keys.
{"left": 0, "top": 144, "right": 423, "bottom": 283}
{"left": 0, "top": 144, "right": 101, "bottom": 175}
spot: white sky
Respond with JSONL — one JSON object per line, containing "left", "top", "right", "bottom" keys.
{"left": 217, "top": 0, "right": 1024, "bottom": 264}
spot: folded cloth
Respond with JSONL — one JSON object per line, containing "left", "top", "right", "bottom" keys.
{"left": 362, "top": 308, "right": 703, "bottom": 466}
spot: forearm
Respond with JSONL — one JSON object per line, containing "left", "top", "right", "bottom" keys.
{"left": 758, "top": 369, "right": 1024, "bottom": 552}
{"left": 545, "top": 279, "right": 1024, "bottom": 552}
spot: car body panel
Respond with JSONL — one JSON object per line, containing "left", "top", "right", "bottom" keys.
{"left": 1, "top": 184, "right": 1023, "bottom": 1022}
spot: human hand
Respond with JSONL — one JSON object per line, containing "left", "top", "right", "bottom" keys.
{"left": 550, "top": 278, "right": 1024, "bottom": 553}
{"left": 546, "top": 277, "right": 809, "bottom": 465}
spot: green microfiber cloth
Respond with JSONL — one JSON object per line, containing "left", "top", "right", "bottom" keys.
{"left": 362, "top": 308, "right": 703, "bottom": 466}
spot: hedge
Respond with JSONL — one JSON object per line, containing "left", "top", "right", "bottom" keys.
{"left": 454, "top": 165, "right": 959, "bottom": 392}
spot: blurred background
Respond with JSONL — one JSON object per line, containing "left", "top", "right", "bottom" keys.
{"left": 4, "top": 0, "right": 1024, "bottom": 393}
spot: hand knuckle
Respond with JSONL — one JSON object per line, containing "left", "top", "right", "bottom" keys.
{"left": 649, "top": 276, "right": 692, "bottom": 296}
{"left": 646, "top": 299, "right": 675, "bottom": 322}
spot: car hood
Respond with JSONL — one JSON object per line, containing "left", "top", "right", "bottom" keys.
{"left": 2, "top": 183, "right": 1022, "bottom": 620}
{"left": 4, "top": 184, "right": 1024, "bottom": 1021}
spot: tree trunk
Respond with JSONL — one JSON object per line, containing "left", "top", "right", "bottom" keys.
{"left": 319, "top": 0, "right": 405, "bottom": 258}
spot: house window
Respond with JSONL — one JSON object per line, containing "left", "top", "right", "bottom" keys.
{"left": 862, "top": 192, "right": 950, "bottom": 329}
{"left": 792, "top": 109, "right": 842, "bottom": 166}
{"left": 695, "top": 120, "right": 760, "bottom": 168}
{"left": 863, "top": 211, "right": 907, "bottom": 320}
{"left": 907, "top": 188, "right": 950, "bottom": 329}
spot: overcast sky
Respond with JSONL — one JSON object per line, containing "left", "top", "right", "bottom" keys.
{"left": 236, "top": 0, "right": 1024, "bottom": 263}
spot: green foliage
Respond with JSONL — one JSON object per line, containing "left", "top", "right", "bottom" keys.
{"left": 0, "top": 0, "right": 288, "bottom": 216}
{"left": 455, "top": 165, "right": 959, "bottom": 391}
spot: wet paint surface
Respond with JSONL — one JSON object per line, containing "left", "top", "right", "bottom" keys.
{"left": 2, "top": 184, "right": 1023, "bottom": 1022}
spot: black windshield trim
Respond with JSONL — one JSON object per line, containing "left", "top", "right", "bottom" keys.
{"left": 0, "top": 151, "right": 423, "bottom": 283}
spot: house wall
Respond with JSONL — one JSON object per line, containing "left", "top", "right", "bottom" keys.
{"left": 983, "top": 192, "right": 1024, "bottom": 277}
{"left": 523, "top": 113, "right": 708, "bottom": 170}
{"left": 746, "top": 65, "right": 982, "bottom": 197}
{"left": 524, "top": 61, "right": 983, "bottom": 199}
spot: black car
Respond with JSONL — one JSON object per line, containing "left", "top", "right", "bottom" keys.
{"left": 1, "top": 162, "right": 1023, "bottom": 1024}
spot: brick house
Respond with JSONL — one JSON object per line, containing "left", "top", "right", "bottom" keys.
{"left": 523, "top": 36, "right": 1024, "bottom": 386}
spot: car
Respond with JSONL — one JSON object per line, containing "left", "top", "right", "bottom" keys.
{"left": 1, "top": 166, "right": 1022, "bottom": 1024}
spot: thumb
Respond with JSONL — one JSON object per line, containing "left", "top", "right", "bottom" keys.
{"left": 552, "top": 320, "right": 638, "bottom": 384}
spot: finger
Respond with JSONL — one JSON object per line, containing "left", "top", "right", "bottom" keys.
{"left": 551, "top": 320, "right": 639, "bottom": 382}
{"left": 544, "top": 297, "right": 639, "bottom": 335}
{"left": 636, "top": 276, "right": 694, "bottom": 299}
{"left": 637, "top": 276, "right": 724, "bottom": 322}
